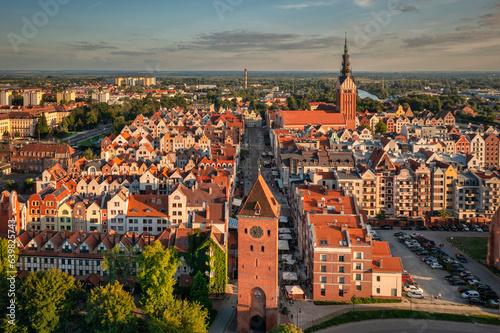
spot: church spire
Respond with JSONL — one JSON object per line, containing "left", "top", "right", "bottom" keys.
{"left": 344, "top": 31, "right": 348, "bottom": 53}
{"left": 341, "top": 32, "right": 351, "bottom": 78}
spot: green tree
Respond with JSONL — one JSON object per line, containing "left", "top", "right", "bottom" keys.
{"left": 23, "top": 178, "right": 34, "bottom": 192}
{"left": 286, "top": 96, "right": 298, "bottom": 110}
{"left": 6, "top": 180, "right": 18, "bottom": 192}
{"left": 361, "top": 123, "right": 371, "bottom": 130}
{"left": 84, "top": 148, "right": 97, "bottom": 160}
{"left": 17, "top": 269, "right": 76, "bottom": 333}
{"left": 137, "top": 241, "right": 180, "bottom": 317}
{"left": 148, "top": 299, "right": 208, "bottom": 333}
{"left": 376, "top": 210, "right": 386, "bottom": 219}
{"left": 375, "top": 121, "right": 388, "bottom": 134}
{"left": 101, "top": 245, "right": 137, "bottom": 285}
{"left": 190, "top": 271, "right": 212, "bottom": 310}
{"left": 85, "top": 281, "right": 137, "bottom": 333}
{"left": 34, "top": 113, "right": 50, "bottom": 138}
{"left": 0, "top": 239, "right": 18, "bottom": 317}
{"left": 437, "top": 209, "right": 450, "bottom": 218}
{"left": 269, "top": 323, "right": 303, "bottom": 333}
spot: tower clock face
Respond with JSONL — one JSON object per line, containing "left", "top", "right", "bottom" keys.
{"left": 250, "top": 226, "right": 263, "bottom": 239}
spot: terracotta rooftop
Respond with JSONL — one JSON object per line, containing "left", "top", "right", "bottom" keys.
{"left": 238, "top": 174, "right": 279, "bottom": 218}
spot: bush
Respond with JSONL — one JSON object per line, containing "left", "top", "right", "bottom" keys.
{"left": 282, "top": 307, "right": 289, "bottom": 315}
{"left": 314, "top": 298, "right": 401, "bottom": 306}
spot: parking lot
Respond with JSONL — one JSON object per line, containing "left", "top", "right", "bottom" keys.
{"left": 377, "top": 228, "right": 500, "bottom": 306}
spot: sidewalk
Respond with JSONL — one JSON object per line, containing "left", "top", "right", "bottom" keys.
{"left": 290, "top": 298, "right": 499, "bottom": 330}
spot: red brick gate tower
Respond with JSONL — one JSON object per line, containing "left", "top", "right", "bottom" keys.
{"left": 237, "top": 174, "right": 280, "bottom": 332}
{"left": 336, "top": 33, "right": 357, "bottom": 131}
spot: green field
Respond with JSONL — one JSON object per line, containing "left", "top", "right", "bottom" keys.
{"left": 78, "top": 134, "right": 104, "bottom": 147}
{"left": 447, "top": 237, "right": 488, "bottom": 262}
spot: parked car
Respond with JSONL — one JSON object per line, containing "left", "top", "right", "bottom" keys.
{"left": 416, "top": 226, "right": 427, "bottom": 230}
{"left": 449, "top": 225, "right": 457, "bottom": 232}
{"left": 481, "top": 225, "right": 489, "bottom": 232}
{"left": 381, "top": 225, "right": 393, "bottom": 230}
{"left": 479, "top": 290, "right": 498, "bottom": 300}
{"left": 462, "top": 225, "right": 469, "bottom": 231}
{"left": 431, "top": 263, "right": 443, "bottom": 269}
{"left": 401, "top": 225, "right": 413, "bottom": 230}
{"left": 456, "top": 225, "right": 464, "bottom": 231}
{"left": 457, "top": 287, "right": 470, "bottom": 293}
{"left": 394, "top": 232, "right": 406, "bottom": 237}
{"left": 456, "top": 253, "right": 467, "bottom": 263}
{"left": 444, "top": 275, "right": 459, "bottom": 281}
{"left": 475, "top": 226, "right": 483, "bottom": 232}
{"left": 416, "top": 250, "right": 429, "bottom": 256}
{"left": 407, "top": 291, "right": 424, "bottom": 299}
{"left": 404, "top": 285, "right": 424, "bottom": 294}
{"left": 467, "top": 297, "right": 486, "bottom": 306}
{"left": 461, "top": 290, "right": 480, "bottom": 299}
{"left": 449, "top": 279, "right": 466, "bottom": 286}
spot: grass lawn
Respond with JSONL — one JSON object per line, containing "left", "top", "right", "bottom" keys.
{"left": 78, "top": 134, "right": 104, "bottom": 147}
{"left": 446, "top": 237, "right": 488, "bottom": 262}
{"left": 304, "top": 310, "right": 500, "bottom": 333}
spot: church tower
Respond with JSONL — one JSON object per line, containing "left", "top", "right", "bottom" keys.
{"left": 237, "top": 174, "right": 280, "bottom": 332}
{"left": 336, "top": 33, "right": 357, "bottom": 131}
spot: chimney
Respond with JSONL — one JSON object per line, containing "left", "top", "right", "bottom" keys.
{"left": 206, "top": 205, "right": 210, "bottom": 220}
{"left": 244, "top": 69, "right": 248, "bottom": 89}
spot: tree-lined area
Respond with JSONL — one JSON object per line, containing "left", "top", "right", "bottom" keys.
{"left": 0, "top": 240, "right": 211, "bottom": 333}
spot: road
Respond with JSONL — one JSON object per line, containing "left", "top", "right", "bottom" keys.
{"left": 60, "top": 124, "right": 113, "bottom": 145}
{"left": 377, "top": 229, "right": 500, "bottom": 305}
{"left": 315, "top": 319, "right": 500, "bottom": 333}
{"left": 209, "top": 294, "right": 237, "bottom": 333}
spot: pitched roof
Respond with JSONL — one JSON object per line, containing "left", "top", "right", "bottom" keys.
{"left": 238, "top": 174, "right": 279, "bottom": 218}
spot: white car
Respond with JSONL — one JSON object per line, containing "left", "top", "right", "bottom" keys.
{"left": 475, "top": 227, "right": 483, "bottom": 232}
{"left": 462, "top": 225, "right": 469, "bottom": 231}
{"left": 404, "top": 285, "right": 424, "bottom": 294}
{"left": 407, "top": 291, "right": 424, "bottom": 299}
{"left": 431, "top": 263, "right": 443, "bottom": 269}
{"left": 461, "top": 290, "right": 480, "bottom": 299}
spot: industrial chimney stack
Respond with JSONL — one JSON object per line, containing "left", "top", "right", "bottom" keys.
{"left": 244, "top": 69, "right": 248, "bottom": 89}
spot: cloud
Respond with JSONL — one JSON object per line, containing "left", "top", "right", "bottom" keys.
{"left": 277, "top": 1, "right": 336, "bottom": 10}
{"left": 110, "top": 50, "right": 154, "bottom": 56}
{"left": 403, "top": 30, "right": 498, "bottom": 48}
{"left": 157, "top": 30, "right": 342, "bottom": 53}
{"left": 93, "top": 56, "right": 107, "bottom": 62}
{"left": 478, "top": 3, "right": 500, "bottom": 27}
{"left": 65, "top": 41, "right": 117, "bottom": 51}
{"left": 353, "top": 0, "right": 372, "bottom": 8}
{"left": 397, "top": 5, "right": 418, "bottom": 13}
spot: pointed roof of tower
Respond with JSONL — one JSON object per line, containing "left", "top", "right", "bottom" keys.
{"left": 344, "top": 31, "right": 348, "bottom": 53}
{"left": 339, "top": 32, "right": 352, "bottom": 82}
{"left": 238, "top": 174, "right": 279, "bottom": 218}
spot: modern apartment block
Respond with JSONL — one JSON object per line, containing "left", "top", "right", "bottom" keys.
{"left": 23, "top": 91, "right": 42, "bottom": 106}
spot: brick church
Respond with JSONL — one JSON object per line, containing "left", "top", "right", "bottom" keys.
{"left": 274, "top": 36, "right": 358, "bottom": 131}
{"left": 237, "top": 174, "right": 280, "bottom": 332}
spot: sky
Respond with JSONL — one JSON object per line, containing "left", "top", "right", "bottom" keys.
{"left": 0, "top": 0, "right": 499, "bottom": 72}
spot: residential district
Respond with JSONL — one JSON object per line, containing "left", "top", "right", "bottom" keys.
{"left": 1, "top": 41, "right": 500, "bottom": 332}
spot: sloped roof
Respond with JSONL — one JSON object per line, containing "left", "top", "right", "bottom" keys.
{"left": 238, "top": 174, "right": 279, "bottom": 218}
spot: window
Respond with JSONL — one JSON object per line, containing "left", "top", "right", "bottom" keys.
{"left": 356, "top": 284, "right": 362, "bottom": 291}
{"left": 321, "top": 284, "right": 325, "bottom": 296}
{"left": 320, "top": 276, "right": 326, "bottom": 283}
{"left": 320, "top": 254, "right": 327, "bottom": 262}
{"left": 355, "top": 263, "right": 362, "bottom": 270}
{"left": 376, "top": 276, "right": 380, "bottom": 282}
{"left": 338, "top": 266, "right": 344, "bottom": 273}
{"left": 355, "top": 274, "right": 362, "bottom": 281}
{"left": 376, "top": 288, "right": 381, "bottom": 294}
{"left": 261, "top": 246, "right": 264, "bottom": 252}
{"left": 320, "top": 265, "right": 327, "bottom": 272}
{"left": 339, "top": 288, "right": 344, "bottom": 297}
{"left": 244, "top": 228, "right": 247, "bottom": 234}
{"left": 267, "top": 230, "right": 271, "bottom": 236}
{"left": 339, "top": 277, "right": 344, "bottom": 284}
{"left": 339, "top": 255, "right": 345, "bottom": 262}
{"left": 250, "top": 245, "right": 253, "bottom": 252}
{"left": 355, "top": 252, "right": 362, "bottom": 260}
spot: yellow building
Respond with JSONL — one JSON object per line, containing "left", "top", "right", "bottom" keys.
{"left": 56, "top": 91, "right": 76, "bottom": 103}
{"left": 57, "top": 202, "right": 73, "bottom": 231}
